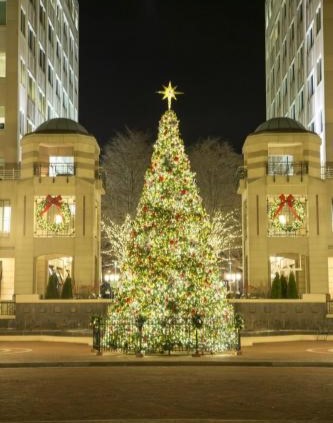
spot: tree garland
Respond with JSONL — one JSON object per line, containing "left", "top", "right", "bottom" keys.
{"left": 36, "top": 195, "right": 71, "bottom": 233}
{"left": 268, "top": 194, "right": 306, "bottom": 233}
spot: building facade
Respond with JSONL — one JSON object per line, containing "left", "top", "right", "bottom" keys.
{"left": 238, "top": 117, "right": 333, "bottom": 298}
{"left": 0, "top": 118, "right": 103, "bottom": 301}
{"left": 0, "top": 0, "right": 79, "bottom": 165}
{"left": 265, "top": 0, "right": 333, "bottom": 164}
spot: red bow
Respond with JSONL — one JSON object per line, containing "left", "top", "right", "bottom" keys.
{"left": 273, "top": 194, "right": 300, "bottom": 220}
{"left": 41, "top": 195, "right": 63, "bottom": 215}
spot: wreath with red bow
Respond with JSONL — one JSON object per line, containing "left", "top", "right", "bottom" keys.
{"left": 36, "top": 195, "right": 71, "bottom": 233}
{"left": 268, "top": 194, "right": 305, "bottom": 233}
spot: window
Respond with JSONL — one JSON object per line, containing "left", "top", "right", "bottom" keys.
{"left": 307, "top": 26, "right": 314, "bottom": 52}
{"left": 316, "top": 58, "right": 322, "bottom": 85}
{"left": 0, "top": 200, "right": 11, "bottom": 234}
{"left": 0, "top": 52, "right": 5, "bottom": 77}
{"left": 0, "top": 0, "right": 6, "bottom": 25}
{"left": 47, "top": 63, "right": 53, "bottom": 86}
{"left": 20, "top": 59, "right": 26, "bottom": 86}
{"left": 49, "top": 156, "right": 74, "bottom": 176}
{"left": 20, "top": 8, "right": 26, "bottom": 36}
{"left": 38, "top": 89, "right": 45, "bottom": 113}
{"left": 308, "top": 74, "right": 314, "bottom": 98}
{"left": 55, "top": 78, "right": 60, "bottom": 98}
{"left": 63, "top": 19, "right": 68, "bottom": 40}
{"left": 34, "top": 195, "right": 75, "bottom": 237}
{"left": 0, "top": 105, "right": 4, "bottom": 129}
{"left": 39, "top": 47, "right": 45, "bottom": 72}
{"left": 290, "top": 103, "right": 296, "bottom": 120}
{"left": 28, "top": 26, "right": 35, "bottom": 53}
{"left": 39, "top": 3, "right": 46, "bottom": 28}
{"left": 19, "top": 110, "right": 25, "bottom": 135}
{"left": 316, "top": 7, "right": 321, "bottom": 34}
{"left": 56, "top": 39, "right": 61, "bottom": 59}
{"left": 48, "top": 22, "right": 54, "bottom": 46}
{"left": 28, "top": 73, "right": 35, "bottom": 101}
{"left": 63, "top": 54, "right": 68, "bottom": 75}
{"left": 298, "top": 88, "right": 304, "bottom": 112}
{"left": 267, "top": 155, "right": 294, "bottom": 176}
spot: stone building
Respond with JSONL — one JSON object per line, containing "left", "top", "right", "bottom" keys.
{"left": 0, "top": 118, "right": 103, "bottom": 300}
{"left": 239, "top": 117, "right": 333, "bottom": 297}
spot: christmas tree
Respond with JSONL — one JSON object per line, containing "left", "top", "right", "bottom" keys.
{"left": 107, "top": 83, "right": 236, "bottom": 353}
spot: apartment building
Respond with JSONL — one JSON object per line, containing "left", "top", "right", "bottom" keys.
{"left": 0, "top": 0, "right": 79, "bottom": 165}
{"left": 265, "top": 0, "right": 333, "bottom": 163}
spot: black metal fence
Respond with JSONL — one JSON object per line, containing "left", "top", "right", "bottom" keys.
{"left": 0, "top": 301, "right": 16, "bottom": 316}
{"left": 92, "top": 315, "right": 240, "bottom": 356}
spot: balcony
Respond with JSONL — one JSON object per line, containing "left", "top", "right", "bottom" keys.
{"left": 0, "top": 164, "right": 20, "bottom": 180}
{"left": 34, "top": 162, "right": 76, "bottom": 177}
{"left": 266, "top": 161, "right": 308, "bottom": 179}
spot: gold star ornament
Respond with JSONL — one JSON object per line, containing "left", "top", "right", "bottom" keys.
{"left": 157, "top": 81, "right": 183, "bottom": 110}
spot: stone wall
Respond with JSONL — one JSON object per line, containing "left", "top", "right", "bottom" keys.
{"left": 1, "top": 298, "right": 332, "bottom": 333}
{"left": 231, "top": 299, "right": 333, "bottom": 332}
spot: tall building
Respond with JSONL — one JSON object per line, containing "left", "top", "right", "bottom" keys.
{"left": 265, "top": 0, "right": 333, "bottom": 163}
{"left": 0, "top": 0, "right": 79, "bottom": 165}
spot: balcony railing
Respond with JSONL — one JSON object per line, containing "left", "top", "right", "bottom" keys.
{"left": 0, "top": 301, "right": 16, "bottom": 316}
{"left": 0, "top": 165, "right": 20, "bottom": 180}
{"left": 266, "top": 161, "right": 309, "bottom": 176}
{"left": 34, "top": 162, "right": 76, "bottom": 177}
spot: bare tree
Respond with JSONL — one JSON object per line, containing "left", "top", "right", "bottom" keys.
{"left": 188, "top": 138, "right": 242, "bottom": 215}
{"left": 101, "top": 128, "right": 153, "bottom": 223}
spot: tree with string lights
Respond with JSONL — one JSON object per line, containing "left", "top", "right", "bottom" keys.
{"left": 106, "top": 83, "right": 237, "bottom": 353}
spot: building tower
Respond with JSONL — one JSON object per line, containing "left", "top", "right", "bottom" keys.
{"left": 265, "top": 0, "right": 333, "bottom": 164}
{"left": 0, "top": 0, "right": 79, "bottom": 165}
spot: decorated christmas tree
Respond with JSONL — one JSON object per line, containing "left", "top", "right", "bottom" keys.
{"left": 106, "top": 83, "right": 237, "bottom": 353}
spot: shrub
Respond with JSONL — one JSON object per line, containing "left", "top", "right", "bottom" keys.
{"left": 287, "top": 271, "right": 298, "bottom": 298}
{"left": 45, "top": 272, "right": 59, "bottom": 299}
{"left": 271, "top": 272, "right": 281, "bottom": 298}
{"left": 61, "top": 275, "right": 73, "bottom": 299}
{"left": 280, "top": 274, "right": 288, "bottom": 298}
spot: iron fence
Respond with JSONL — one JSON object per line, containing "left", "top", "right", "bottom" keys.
{"left": 327, "top": 301, "right": 333, "bottom": 314}
{"left": 91, "top": 315, "right": 240, "bottom": 356}
{"left": 0, "top": 301, "right": 16, "bottom": 316}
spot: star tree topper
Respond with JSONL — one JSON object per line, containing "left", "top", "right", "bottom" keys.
{"left": 157, "top": 81, "right": 183, "bottom": 110}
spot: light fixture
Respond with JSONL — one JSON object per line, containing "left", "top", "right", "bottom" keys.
{"left": 54, "top": 214, "right": 63, "bottom": 225}
{"left": 278, "top": 214, "right": 287, "bottom": 225}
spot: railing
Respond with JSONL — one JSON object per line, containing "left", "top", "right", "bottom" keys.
{"left": 327, "top": 301, "right": 333, "bottom": 314}
{"left": 91, "top": 315, "right": 239, "bottom": 355}
{"left": 34, "top": 162, "right": 76, "bottom": 177}
{"left": 266, "top": 161, "right": 309, "bottom": 177}
{"left": 323, "top": 163, "right": 333, "bottom": 179}
{"left": 0, "top": 301, "right": 16, "bottom": 316}
{"left": 0, "top": 166, "right": 20, "bottom": 180}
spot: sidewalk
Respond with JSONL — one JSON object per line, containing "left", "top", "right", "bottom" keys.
{"left": 1, "top": 339, "right": 333, "bottom": 367}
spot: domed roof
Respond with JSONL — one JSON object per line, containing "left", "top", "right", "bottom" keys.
{"left": 34, "top": 118, "right": 89, "bottom": 135}
{"left": 254, "top": 117, "right": 309, "bottom": 134}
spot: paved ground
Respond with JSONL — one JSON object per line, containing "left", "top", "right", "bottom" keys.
{"left": 1, "top": 340, "right": 333, "bottom": 423}
{"left": 1, "top": 339, "right": 333, "bottom": 366}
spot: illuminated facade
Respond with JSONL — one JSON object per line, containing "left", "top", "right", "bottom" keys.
{"left": 239, "top": 117, "right": 333, "bottom": 298}
{"left": 0, "top": 0, "right": 79, "bottom": 165}
{"left": 265, "top": 0, "right": 333, "bottom": 164}
{"left": 0, "top": 118, "right": 103, "bottom": 300}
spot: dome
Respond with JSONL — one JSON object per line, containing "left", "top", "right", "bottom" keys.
{"left": 254, "top": 117, "right": 310, "bottom": 134}
{"left": 34, "top": 118, "right": 89, "bottom": 135}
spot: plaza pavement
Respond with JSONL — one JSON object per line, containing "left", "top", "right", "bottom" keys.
{"left": 1, "top": 337, "right": 333, "bottom": 367}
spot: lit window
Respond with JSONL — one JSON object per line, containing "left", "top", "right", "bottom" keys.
{"left": 268, "top": 155, "right": 294, "bottom": 176}
{"left": 0, "top": 105, "right": 5, "bottom": 129}
{"left": 0, "top": 200, "right": 11, "bottom": 234}
{"left": 0, "top": 51, "right": 5, "bottom": 77}
{"left": 49, "top": 156, "right": 74, "bottom": 176}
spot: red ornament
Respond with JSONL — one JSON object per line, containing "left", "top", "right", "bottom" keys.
{"left": 159, "top": 175, "right": 164, "bottom": 182}
{"left": 174, "top": 156, "right": 179, "bottom": 162}
{"left": 180, "top": 189, "right": 187, "bottom": 195}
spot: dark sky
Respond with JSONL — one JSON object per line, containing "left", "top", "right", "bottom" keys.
{"left": 78, "top": 0, "right": 266, "bottom": 153}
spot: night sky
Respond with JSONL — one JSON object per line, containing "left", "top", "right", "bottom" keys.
{"left": 78, "top": 0, "right": 266, "bottom": 153}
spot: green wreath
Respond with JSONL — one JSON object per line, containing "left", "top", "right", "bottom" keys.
{"left": 268, "top": 195, "right": 305, "bottom": 233}
{"left": 36, "top": 196, "right": 71, "bottom": 233}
